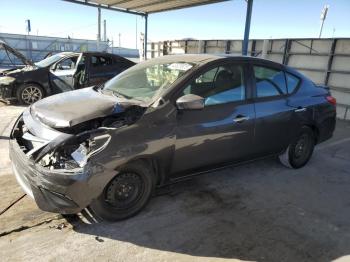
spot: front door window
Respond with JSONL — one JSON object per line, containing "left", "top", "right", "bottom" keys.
{"left": 183, "top": 64, "right": 246, "bottom": 106}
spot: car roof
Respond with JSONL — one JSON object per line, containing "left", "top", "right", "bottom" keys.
{"left": 56, "top": 51, "right": 80, "bottom": 56}
{"left": 82, "top": 51, "right": 121, "bottom": 56}
{"left": 146, "top": 54, "right": 221, "bottom": 64}
{"left": 144, "top": 54, "right": 285, "bottom": 68}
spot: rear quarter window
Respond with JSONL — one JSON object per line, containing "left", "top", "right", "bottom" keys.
{"left": 285, "top": 72, "right": 300, "bottom": 94}
{"left": 253, "top": 66, "right": 288, "bottom": 97}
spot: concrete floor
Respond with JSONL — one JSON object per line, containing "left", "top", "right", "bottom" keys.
{"left": 0, "top": 102, "right": 350, "bottom": 262}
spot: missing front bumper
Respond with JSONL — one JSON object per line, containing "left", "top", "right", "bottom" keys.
{"left": 9, "top": 139, "right": 91, "bottom": 214}
{"left": 0, "top": 85, "right": 16, "bottom": 102}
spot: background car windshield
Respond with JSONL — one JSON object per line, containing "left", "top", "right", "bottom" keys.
{"left": 35, "top": 54, "right": 67, "bottom": 68}
{"left": 103, "top": 62, "right": 193, "bottom": 102}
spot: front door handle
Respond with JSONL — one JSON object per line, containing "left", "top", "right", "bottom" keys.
{"left": 233, "top": 115, "right": 249, "bottom": 123}
{"left": 295, "top": 107, "right": 307, "bottom": 113}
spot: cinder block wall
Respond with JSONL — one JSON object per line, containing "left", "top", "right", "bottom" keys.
{"left": 148, "top": 39, "right": 350, "bottom": 120}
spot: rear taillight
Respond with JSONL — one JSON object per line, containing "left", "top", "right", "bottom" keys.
{"left": 326, "top": 95, "right": 337, "bottom": 105}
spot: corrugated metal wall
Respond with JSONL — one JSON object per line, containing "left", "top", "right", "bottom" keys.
{"left": 149, "top": 38, "right": 350, "bottom": 120}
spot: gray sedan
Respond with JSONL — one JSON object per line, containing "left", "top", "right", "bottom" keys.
{"left": 10, "top": 54, "right": 336, "bottom": 221}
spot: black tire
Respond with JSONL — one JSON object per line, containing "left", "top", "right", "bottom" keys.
{"left": 279, "top": 126, "right": 315, "bottom": 169}
{"left": 88, "top": 161, "right": 156, "bottom": 221}
{"left": 16, "top": 83, "right": 44, "bottom": 105}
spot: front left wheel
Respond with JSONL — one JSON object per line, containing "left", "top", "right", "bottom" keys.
{"left": 88, "top": 161, "right": 156, "bottom": 221}
{"left": 16, "top": 83, "right": 44, "bottom": 105}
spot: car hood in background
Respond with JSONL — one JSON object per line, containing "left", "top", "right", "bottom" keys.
{"left": 1, "top": 65, "right": 38, "bottom": 76}
{"left": 31, "top": 87, "right": 143, "bottom": 129}
{"left": 0, "top": 41, "right": 34, "bottom": 66}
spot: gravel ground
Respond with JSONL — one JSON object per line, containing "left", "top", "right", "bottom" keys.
{"left": 0, "top": 102, "right": 349, "bottom": 262}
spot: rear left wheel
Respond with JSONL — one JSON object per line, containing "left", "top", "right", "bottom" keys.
{"left": 88, "top": 161, "right": 155, "bottom": 221}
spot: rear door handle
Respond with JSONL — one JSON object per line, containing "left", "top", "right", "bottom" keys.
{"left": 233, "top": 115, "right": 249, "bottom": 123}
{"left": 295, "top": 107, "right": 307, "bottom": 113}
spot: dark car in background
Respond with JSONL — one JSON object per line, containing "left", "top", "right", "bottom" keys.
{"left": 10, "top": 54, "right": 336, "bottom": 221}
{"left": 0, "top": 51, "right": 135, "bottom": 104}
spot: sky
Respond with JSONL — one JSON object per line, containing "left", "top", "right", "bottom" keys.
{"left": 0, "top": 0, "right": 349, "bottom": 49}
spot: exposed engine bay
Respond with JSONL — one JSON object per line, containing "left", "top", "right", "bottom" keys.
{"left": 12, "top": 104, "right": 146, "bottom": 171}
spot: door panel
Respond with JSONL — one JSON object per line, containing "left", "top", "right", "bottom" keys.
{"left": 252, "top": 65, "right": 299, "bottom": 155}
{"left": 253, "top": 99, "right": 298, "bottom": 155}
{"left": 171, "top": 62, "right": 255, "bottom": 176}
{"left": 171, "top": 102, "right": 255, "bottom": 175}
{"left": 50, "top": 69, "right": 76, "bottom": 93}
{"left": 87, "top": 55, "right": 121, "bottom": 86}
{"left": 49, "top": 55, "right": 80, "bottom": 93}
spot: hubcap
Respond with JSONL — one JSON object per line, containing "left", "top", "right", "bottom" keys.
{"left": 105, "top": 173, "right": 144, "bottom": 209}
{"left": 294, "top": 134, "right": 310, "bottom": 159}
{"left": 21, "top": 86, "right": 43, "bottom": 104}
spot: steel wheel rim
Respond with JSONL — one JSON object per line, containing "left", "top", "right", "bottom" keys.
{"left": 22, "top": 86, "right": 43, "bottom": 104}
{"left": 105, "top": 172, "right": 144, "bottom": 210}
{"left": 294, "top": 133, "right": 311, "bottom": 161}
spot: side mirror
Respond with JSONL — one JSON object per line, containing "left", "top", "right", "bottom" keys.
{"left": 176, "top": 94, "right": 205, "bottom": 110}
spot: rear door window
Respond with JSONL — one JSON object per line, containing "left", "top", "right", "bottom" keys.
{"left": 253, "top": 66, "right": 287, "bottom": 98}
{"left": 91, "top": 55, "right": 113, "bottom": 67}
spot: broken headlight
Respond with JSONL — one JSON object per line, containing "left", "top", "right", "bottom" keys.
{"left": 38, "top": 133, "right": 111, "bottom": 170}
{"left": 0, "top": 76, "right": 15, "bottom": 85}
{"left": 71, "top": 134, "right": 111, "bottom": 168}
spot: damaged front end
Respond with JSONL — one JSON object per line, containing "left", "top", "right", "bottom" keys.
{"left": 0, "top": 76, "right": 16, "bottom": 102}
{"left": 9, "top": 96, "right": 146, "bottom": 213}
{"left": 0, "top": 40, "right": 34, "bottom": 102}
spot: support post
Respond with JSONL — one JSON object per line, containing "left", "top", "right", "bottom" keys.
{"left": 261, "top": 39, "right": 269, "bottom": 59}
{"left": 163, "top": 41, "right": 168, "bottom": 55}
{"left": 242, "top": 0, "right": 253, "bottom": 56}
{"left": 144, "top": 14, "right": 148, "bottom": 60}
{"left": 225, "top": 40, "right": 231, "bottom": 54}
{"left": 197, "top": 40, "right": 203, "bottom": 53}
{"left": 97, "top": 7, "right": 101, "bottom": 51}
{"left": 103, "top": 19, "right": 107, "bottom": 42}
{"left": 282, "top": 39, "right": 291, "bottom": 65}
{"left": 251, "top": 40, "right": 256, "bottom": 56}
{"left": 324, "top": 39, "right": 337, "bottom": 85}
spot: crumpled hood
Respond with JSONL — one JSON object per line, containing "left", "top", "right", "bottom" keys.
{"left": 3, "top": 65, "right": 37, "bottom": 76}
{"left": 31, "top": 87, "right": 134, "bottom": 128}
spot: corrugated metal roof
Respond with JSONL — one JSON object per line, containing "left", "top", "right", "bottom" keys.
{"left": 65, "top": 0, "right": 230, "bottom": 14}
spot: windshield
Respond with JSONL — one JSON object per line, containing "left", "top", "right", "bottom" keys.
{"left": 35, "top": 53, "right": 68, "bottom": 68}
{"left": 103, "top": 61, "right": 194, "bottom": 103}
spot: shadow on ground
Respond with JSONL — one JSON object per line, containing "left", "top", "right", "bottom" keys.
{"left": 66, "top": 144, "right": 350, "bottom": 262}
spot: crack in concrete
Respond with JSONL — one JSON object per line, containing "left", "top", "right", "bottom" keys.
{"left": 0, "top": 194, "right": 26, "bottom": 216}
{"left": 0, "top": 215, "right": 64, "bottom": 238}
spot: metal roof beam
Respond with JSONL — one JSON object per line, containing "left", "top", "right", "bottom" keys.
{"left": 130, "top": 0, "right": 188, "bottom": 10}
{"left": 62, "top": 0, "right": 146, "bottom": 16}
{"left": 242, "top": 0, "right": 253, "bottom": 55}
{"left": 146, "top": 0, "right": 230, "bottom": 14}
{"left": 107, "top": 0, "right": 133, "bottom": 5}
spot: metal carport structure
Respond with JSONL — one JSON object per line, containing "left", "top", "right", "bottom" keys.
{"left": 62, "top": 0, "right": 254, "bottom": 59}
